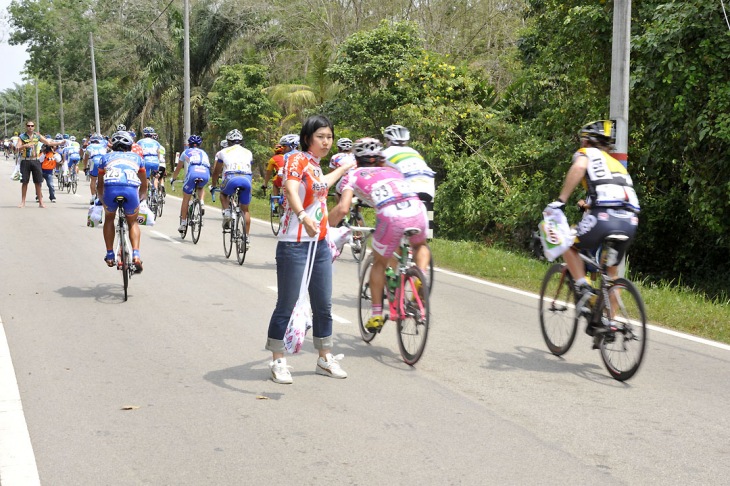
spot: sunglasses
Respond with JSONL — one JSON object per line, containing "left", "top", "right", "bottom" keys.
{"left": 26, "top": 124, "right": 34, "bottom": 127}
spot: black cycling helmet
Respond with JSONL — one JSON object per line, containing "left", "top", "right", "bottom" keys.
{"left": 578, "top": 120, "right": 616, "bottom": 145}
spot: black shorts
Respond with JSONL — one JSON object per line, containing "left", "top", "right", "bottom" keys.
{"left": 20, "top": 159, "right": 42, "bottom": 184}
{"left": 157, "top": 166, "right": 167, "bottom": 177}
{"left": 574, "top": 208, "right": 639, "bottom": 262}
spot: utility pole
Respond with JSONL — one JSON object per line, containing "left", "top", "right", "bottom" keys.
{"left": 3, "top": 99, "right": 7, "bottom": 138}
{"left": 57, "top": 65, "right": 65, "bottom": 134}
{"left": 35, "top": 79, "right": 40, "bottom": 131}
{"left": 183, "top": 0, "right": 191, "bottom": 143}
{"left": 90, "top": 33, "right": 101, "bottom": 134}
{"left": 609, "top": 0, "right": 631, "bottom": 168}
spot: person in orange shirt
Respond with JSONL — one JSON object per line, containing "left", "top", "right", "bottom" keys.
{"left": 262, "top": 134, "right": 299, "bottom": 198}
{"left": 40, "top": 144, "right": 62, "bottom": 203}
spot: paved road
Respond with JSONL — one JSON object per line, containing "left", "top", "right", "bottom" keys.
{"left": 0, "top": 159, "right": 728, "bottom": 485}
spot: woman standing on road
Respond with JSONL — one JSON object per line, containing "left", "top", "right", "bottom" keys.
{"left": 265, "top": 115, "right": 355, "bottom": 384}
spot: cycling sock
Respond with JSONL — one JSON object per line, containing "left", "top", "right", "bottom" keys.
{"left": 132, "top": 250, "right": 140, "bottom": 259}
{"left": 105, "top": 250, "right": 115, "bottom": 261}
{"left": 574, "top": 277, "right": 588, "bottom": 287}
{"left": 372, "top": 304, "right": 383, "bottom": 316}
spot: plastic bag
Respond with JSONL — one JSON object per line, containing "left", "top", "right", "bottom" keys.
{"left": 283, "top": 240, "right": 318, "bottom": 354}
{"left": 10, "top": 162, "right": 21, "bottom": 181}
{"left": 137, "top": 200, "right": 156, "bottom": 226}
{"left": 326, "top": 226, "right": 351, "bottom": 262}
{"left": 284, "top": 294, "right": 312, "bottom": 354}
{"left": 87, "top": 204, "right": 103, "bottom": 228}
{"left": 538, "top": 206, "right": 573, "bottom": 261}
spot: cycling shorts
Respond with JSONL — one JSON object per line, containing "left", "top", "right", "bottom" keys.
{"left": 89, "top": 158, "right": 102, "bottom": 177}
{"left": 102, "top": 185, "right": 140, "bottom": 216}
{"left": 273, "top": 175, "right": 282, "bottom": 188}
{"left": 157, "top": 166, "right": 167, "bottom": 177}
{"left": 182, "top": 165, "right": 210, "bottom": 195}
{"left": 371, "top": 199, "right": 428, "bottom": 259}
{"left": 574, "top": 208, "right": 638, "bottom": 263}
{"left": 144, "top": 161, "right": 159, "bottom": 179}
{"left": 221, "top": 174, "right": 253, "bottom": 205}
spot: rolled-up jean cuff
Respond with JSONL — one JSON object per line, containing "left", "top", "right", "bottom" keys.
{"left": 265, "top": 338, "right": 285, "bottom": 353}
{"left": 313, "top": 335, "right": 333, "bottom": 350}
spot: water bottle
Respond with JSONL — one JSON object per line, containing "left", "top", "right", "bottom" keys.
{"left": 385, "top": 266, "right": 398, "bottom": 293}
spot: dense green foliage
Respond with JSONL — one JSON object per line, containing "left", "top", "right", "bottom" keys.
{"left": 3, "top": 0, "right": 730, "bottom": 295}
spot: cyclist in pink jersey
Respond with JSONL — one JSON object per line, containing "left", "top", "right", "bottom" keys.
{"left": 329, "top": 137, "right": 430, "bottom": 332}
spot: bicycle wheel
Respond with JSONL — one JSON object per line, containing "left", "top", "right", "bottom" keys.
{"left": 71, "top": 177, "right": 77, "bottom": 194}
{"left": 118, "top": 221, "right": 130, "bottom": 302}
{"left": 598, "top": 278, "right": 647, "bottom": 381}
{"left": 222, "top": 212, "right": 233, "bottom": 259}
{"left": 66, "top": 176, "right": 72, "bottom": 193}
{"left": 235, "top": 210, "right": 247, "bottom": 265}
{"left": 270, "top": 200, "right": 281, "bottom": 236}
{"left": 539, "top": 263, "right": 579, "bottom": 356}
{"left": 156, "top": 187, "right": 165, "bottom": 217}
{"left": 190, "top": 199, "right": 202, "bottom": 244}
{"left": 350, "top": 213, "right": 367, "bottom": 262}
{"left": 357, "top": 253, "right": 378, "bottom": 343}
{"left": 397, "top": 266, "right": 429, "bottom": 365}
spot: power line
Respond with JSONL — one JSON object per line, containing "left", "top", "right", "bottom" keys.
{"left": 722, "top": 0, "right": 730, "bottom": 31}
{"left": 95, "top": 0, "right": 176, "bottom": 53}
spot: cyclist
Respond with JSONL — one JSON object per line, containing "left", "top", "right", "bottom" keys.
{"left": 382, "top": 124, "right": 435, "bottom": 204}
{"left": 97, "top": 131, "right": 148, "bottom": 272}
{"left": 170, "top": 134, "right": 210, "bottom": 235}
{"left": 549, "top": 120, "right": 640, "bottom": 326}
{"left": 210, "top": 129, "right": 254, "bottom": 247}
{"left": 138, "top": 127, "right": 163, "bottom": 191}
{"left": 64, "top": 135, "right": 82, "bottom": 182}
{"left": 262, "top": 134, "right": 298, "bottom": 198}
{"left": 329, "top": 137, "right": 430, "bottom": 332}
{"left": 329, "top": 137, "right": 356, "bottom": 203}
{"left": 83, "top": 133, "right": 108, "bottom": 204}
{"left": 156, "top": 135, "right": 167, "bottom": 193}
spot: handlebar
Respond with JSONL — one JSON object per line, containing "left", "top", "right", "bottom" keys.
{"left": 210, "top": 186, "right": 221, "bottom": 202}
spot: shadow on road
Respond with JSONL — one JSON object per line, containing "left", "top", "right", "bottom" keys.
{"left": 55, "top": 282, "right": 128, "bottom": 304}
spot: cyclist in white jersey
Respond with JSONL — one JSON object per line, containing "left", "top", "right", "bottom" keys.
{"left": 330, "top": 137, "right": 356, "bottom": 203}
{"left": 170, "top": 134, "right": 210, "bottom": 234}
{"left": 382, "top": 124, "right": 435, "bottom": 203}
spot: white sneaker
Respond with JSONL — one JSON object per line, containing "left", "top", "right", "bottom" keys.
{"left": 316, "top": 353, "right": 347, "bottom": 379}
{"left": 245, "top": 235, "right": 251, "bottom": 250}
{"left": 270, "top": 358, "right": 293, "bottom": 384}
{"left": 178, "top": 221, "right": 187, "bottom": 233}
{"left": 200, "top": 202, "right": 205, "bottom": 216}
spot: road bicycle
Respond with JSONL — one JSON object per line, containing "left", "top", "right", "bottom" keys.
{"left": 268, "top": 192, "right": 283, "bottom": 236}
{"left": 357, "top": 227, "right": 431, "bottom": 365}
{"left": 174, "top": 178, "right": 205, "bottom": 244}
{"left": 345, "top": 197, "right": 370, "bottom": 264}
{"left": 156, "top": 182, "right": 166, "bottom": 218}
{"left": 538, "top": 234, "right": 647, "bottom": 381}
{"left": 212, "top": 187, "right": 248, "bottom": 264}
{"left": 112, "top": 196, "right": 138, "bottom": 302}
{"left": 66, "top": 169, "right": 78, "bottom": 194}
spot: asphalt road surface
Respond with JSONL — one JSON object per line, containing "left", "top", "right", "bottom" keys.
{"left": 0, "top": 159, "right": 728, "bottom": 485}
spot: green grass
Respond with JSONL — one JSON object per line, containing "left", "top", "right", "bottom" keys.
{"left": 172, "top": 178, "right": 730, "bottom": 345}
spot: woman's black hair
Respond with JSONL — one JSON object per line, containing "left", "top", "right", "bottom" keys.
{"left": 299, "top": 115, "right": 334, "bottom": 152}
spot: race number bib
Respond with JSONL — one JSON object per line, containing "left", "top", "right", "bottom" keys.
{"left": 104, "top": 167, "right": 122, "bottom": 183}
{"left": 371, "top": 180, "right": 412, "bottom": 207}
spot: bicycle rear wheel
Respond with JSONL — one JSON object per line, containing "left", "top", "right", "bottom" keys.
{"left": 118, "top": 220, "right": 130, "bottom": 302}
{"left": 539, "top": 263, "right": 579, "bottom": 356}
{"left": 190, "top": 199, "right": 202, "bottom": 244}
{"left": 222, "top": 214, "right": 233, "bottom": 259}
{"left": 71, "top": 177, "right": 77, "bottom": 194}
{"left": 156, "top": 188, "right": 165, "bottom": 218}
{"left": 357, "top": 253, "right": 379, "bottom": 343}
{"left": 235, "top": 210, "right": 247, "bottom": 265}
{"left": 270, "top": 199, "right": 281, "bottom": 236}
{"left": 598, "top": 278, "right": 647, "bottom": 381}
{"left": 396, "top": 266, "right": 429, "bottom": 365}
{"left": 66, "top": 177, "right": 71, "bottom": 193}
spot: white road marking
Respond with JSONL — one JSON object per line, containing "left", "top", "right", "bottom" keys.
{"left": 0, "top": 315, "right": 41, "bottom": 486}
{"left": 434, "top": 267, "right": 730, "bottom": 352}
{"left": 150, "top": 230, "right": 182, "bottom": 244}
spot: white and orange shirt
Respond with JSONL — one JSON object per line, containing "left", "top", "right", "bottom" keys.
{"left": 279, "top": 151, "right": 330, "bottom": 242}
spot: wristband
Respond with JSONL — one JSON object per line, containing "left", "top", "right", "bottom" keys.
{"left": 297, "top": 210, "right": 306, "bottom": 223}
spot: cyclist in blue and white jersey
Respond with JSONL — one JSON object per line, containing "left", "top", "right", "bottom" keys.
{"left": 137, "top": 126, "right": 163, "bottom": 189}
{"left": 382, "top": 124, "right": 435, "bottom": 204}
{"left": 170, "top": 134, "right": 210, "bottom": 235}
{"left": 82, "top": 133, "right": 108, "bottom": 204}
{"left": 330, "top": 137, "right": 356, "bottom": 204}
{"left": 97, "top": 131, "right": 147, "bottom": 272}
{"left": 64, "top": 135, "right": 82, "bottom": 180}
{"left": 210, "top": 129, "right": 253, "bottom": 248}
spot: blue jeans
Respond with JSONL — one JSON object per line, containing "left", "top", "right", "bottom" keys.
{"left": 42, "top": 169, "right": 56, "bottom": 200}
{"left": 266, "top": 240, "right": 333, "bottom": 352}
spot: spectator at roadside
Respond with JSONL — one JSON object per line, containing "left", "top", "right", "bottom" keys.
{"left": 15, "top": 120, "right": 63, "bottom": 208}
{"left": 40, "top": 145, "right": 62, "bottom": 203}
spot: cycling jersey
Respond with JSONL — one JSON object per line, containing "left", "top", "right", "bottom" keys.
{"left": 138, "top": 137, "right": 162, "bottom": 163}
{"left": 577, "top": 147, "right": 640, "bottom": 212}
{"left": 279, "top": 151, "right": 330, "bottom": 243}
{"left": 158, "top": 146, "right": 166, "bottom": 168}
{"left": 180, "top": 147, "right": 210, "bottom": 168}
{"left": 99, "top": 151, "right": 144, "bottom": 187}
{"left": 86, "top": 143, "right": 108, "bottom": 177}
{"left": 216, "top": 144, "right": 252, "bottom": 177}
{"left": 266, "top": 153, "right": 286, "bottom": 188}
{"left": 64, "top": 141, "right": 81, "bottom": 162}
{"left": 382, "top": 146, "right": 435, "bottom": 199}
{"left": 329, "top": 152, "right": 356, "bottom": 170}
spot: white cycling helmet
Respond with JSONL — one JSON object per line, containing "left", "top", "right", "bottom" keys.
{"left": 336, "top": 138, "right": 353, "bottom": 151}
{"left": 352, "top": 137, "right": 384, "bottom": 165}
{"left": 383, "top": 124, "right": 410, "bottom": 145}
{"left": 280, "top": 134, "right": 299, "bottom": 149}
{"left": 110, "top": 131, "right": 134, "bottom": 150}
{"left": 220, "top": 140, "right": 228, "bottom": 149}
{"left": 226, "top": 129, "right": 243, "bottom": 144}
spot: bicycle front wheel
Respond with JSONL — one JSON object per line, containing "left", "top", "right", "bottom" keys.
{"left": 350, "top": 213, "right": 367, "bottom": 262}
{"left": 71, "top": 179, "right": 77, "bottom": 194}
{"left": 397, "top": 266, "right": 429, "bottom": 365}
{"left": 190, "top": 200, "right": 202, "bottom": 244}
{"left": 222, "top": 214, "right": 233, "bottom": 259}
{"left": 539, "top": 263, "right": 579, "bottom": 356}
{"left": 599, "top": 278, "right": 647, "bottom": 381}
{"left": 270, "top": 201, "right": 281, "bottom": 236}
{"left": 118, "top": 223, "right": 130, "bottom": 302}
{"left": 357, "top": 253, "right": 378, "bottom": 343}
{"left": 235, "top": 210, "right": 247, "bottom": 265}
{"left": 156, "top": 189, "right": 164, "bottom": 218}
{"left": 66, "top": 178, "right": 72, "bottom": 193}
